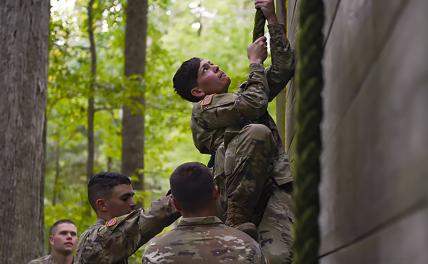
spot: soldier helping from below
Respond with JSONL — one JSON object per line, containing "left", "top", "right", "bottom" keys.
{"left": 172, "top": 0, "right": 294, "bottom": 262}
{"left": 28, "top": 220, "right": 77, "bottom": 264}
{"left": 143, "top": 162, "right": 267, "bottom": 264}
{"left": 74, "top": 172, "right": 179, "bottom": 264}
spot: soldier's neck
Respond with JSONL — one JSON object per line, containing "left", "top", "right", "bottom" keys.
{"left": 181, "top": 205, "right": 217, "bottom": 218}
{"left": 51, "top": 250, "right": 74, "bottom": 264}
{"left": 97, "top": 212, "right": 112, "bottom": 221}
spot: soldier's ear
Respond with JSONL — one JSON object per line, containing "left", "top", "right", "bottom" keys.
{"left": 212, "top": 185, "right": 220, "bottom": 200}
{"left": 48, "top": 235, "right": 54, "bottom": 247}
{"left": 171, "top": 197, "right": 182, "bottom": 211}
{"left": 191, "top": 87, "right": 205, "bottom": 98}
{"left": 95, "top": 198, "right": 107, "bottom": 212}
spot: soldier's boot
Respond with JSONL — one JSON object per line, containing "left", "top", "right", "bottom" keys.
{"left": 226, "top": 181, "right": 274, "bottom": 240}
{"left": 226, "top": 199, "right": 259, "bottom": 240}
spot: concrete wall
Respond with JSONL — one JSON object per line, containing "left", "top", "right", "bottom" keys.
{"left": 286, "top": 0, "right": 428, "bottom": 262}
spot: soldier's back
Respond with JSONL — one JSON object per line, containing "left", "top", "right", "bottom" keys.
{"left": 143, "top": 216, "right": 266, "bottom": 264}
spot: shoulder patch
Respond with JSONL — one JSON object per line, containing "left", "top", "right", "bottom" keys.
{"left": 105, "top": 217, "right": 117, "bottom": 228}
{"left": 201, "top": 94, "right": 215, "bottom": 107}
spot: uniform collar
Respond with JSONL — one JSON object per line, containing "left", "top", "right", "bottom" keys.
{"left": 178, "top": 216, "right": 223, "bottom": 226}
{"left": 96, "top": 218, "right": 105, "bottom": 225}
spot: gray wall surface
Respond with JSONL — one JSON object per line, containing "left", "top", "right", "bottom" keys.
{"left": 286, "top": 0, "right": 428, "bottom": 263}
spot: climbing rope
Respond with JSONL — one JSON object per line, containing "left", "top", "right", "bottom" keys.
{"left": 253, "top": 8, "right": 266, "bottom": 42}
{"left": 292, "top": 0, "right": 324, "bottom": 263}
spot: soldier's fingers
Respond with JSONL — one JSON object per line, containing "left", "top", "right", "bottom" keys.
{"left": 255, "top": 35, "right": 267, "bottom": 44}
{"left": 255, "top": 0, "right": 267, "bottom": 8}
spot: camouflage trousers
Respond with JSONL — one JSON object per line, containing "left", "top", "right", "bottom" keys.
{"left": 214, "top": 124, "right": 293, "bottom": 263}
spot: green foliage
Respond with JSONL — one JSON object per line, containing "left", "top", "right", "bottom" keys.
{"left": 45, "top": 0, "right": 275, "bottom": 261}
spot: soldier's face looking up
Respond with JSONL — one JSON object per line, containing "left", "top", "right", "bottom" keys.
{"left": 191, "top": 59, "right": 231, "bottom": 98}
{"left": 49, "top": 223, "right": 77, "bottom": 255}
{"left": 104, "top": 184, "right": 136, "bottom": 218}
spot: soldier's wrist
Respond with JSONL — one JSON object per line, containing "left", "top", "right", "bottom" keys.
{"left": 249, "top": 63, "right": 265, "bottom": 73}
{"left": 266, "top": 15, "right": 278, "bottom": 25}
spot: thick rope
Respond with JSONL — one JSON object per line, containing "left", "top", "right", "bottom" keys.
{"left": 292, "top": 0, "right": 324, "bottom": 263}
{"left": 253, "top": 8, "right": 266, "bottom": 42}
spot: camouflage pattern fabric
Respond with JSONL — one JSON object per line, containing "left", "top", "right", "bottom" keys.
{"left": 258, "top": 184, "right": 294, "bottom": 263}
{"left": 191, "top": 23, "right": 294, "bottom": 186}
{"left": 191, "top": 23, "right": 295, "bottom": 263}
{"left": 142, "top": 216, "right": 267, "bottom": 264}
{"left": 74, "top": 196, "right": 179, "bottom": 264}
{"left": 28, "top": 255, "right": 54, "bottom": 264}
{"left": 215, "top": 150, "right": 294, "bottom": 264}
{"left": 223, "top": 123, "right": 275, "bottom": 225}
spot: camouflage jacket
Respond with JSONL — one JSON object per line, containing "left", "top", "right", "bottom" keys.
{"left": 74, "top": 197, "right": 179, "bottom": 264}
{"left": 28, "top": 255, "right": 55, "bottom": 264}
{"left": 190, "top": 24, "right": 295, "bottom": 186}
{"left": 143, "top": 216, "right": 267, "bottom": 264}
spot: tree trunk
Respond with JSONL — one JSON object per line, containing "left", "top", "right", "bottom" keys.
{"left": 87, "top": 0, "right": 96, "bottom": 180}
{"left": 275, "top": 0, "right": 287, "bottom": 144}
{"left": 121, "top": 0, "right": 148, "bottom": 191}
{"left": 52, "top": 140, "right": 60, "bottom": 205}
{"left": 0, "top": 0, "right": 49, "bottom": 262}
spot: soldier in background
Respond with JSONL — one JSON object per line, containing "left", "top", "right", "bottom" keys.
{"left": 172, "top": 0, "right": 294, "bottom": 262}
{"left": 28, "top": 219, "right": 77, "bottom": 264}
{"left": 74, "top": 172, "right": 179, "bottom": 264}
{"left": 143, "top": 162, "right": 267, "bottom": 264}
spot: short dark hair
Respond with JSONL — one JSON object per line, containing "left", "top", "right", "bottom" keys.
{"left": 88, "top": 172, "right": 131, "bottom": 211}
{"left": 170, "top": 162, "right": 214, "bottom": 213}
{"left": 49, "top": 219, "right": 75, "bottom": 236}
{"left": 173, "top": 57, "right": 201, "bottom": 102}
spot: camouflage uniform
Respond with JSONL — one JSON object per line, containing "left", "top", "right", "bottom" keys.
{"left": 28, "top": 255, "right": 55, "bottom": 264}
{"left": 74, "top": 196, "right": 179, "bottom": 264}
{"left": 142, "top": 216, "right": 267, "bottom": 264}
{"left": 191, "top": 24, "right": 294, "bottom": 263}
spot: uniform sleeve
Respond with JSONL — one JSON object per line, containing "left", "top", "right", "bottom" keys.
{"left": 76, "top": 196, "right": 179, "bottom": 263}
{"left": 266, "top": 24, "right": 295, "bottom": 101}
{"left": 195, "top": 63, "right": 269, "bottom": 130}
{"left": 190, "top": 115, "right": 225, "bottom": 154}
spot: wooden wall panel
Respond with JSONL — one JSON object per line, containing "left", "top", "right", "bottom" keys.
{"left": 287, "top": 0, "right": 428, "bottom": 262}
{"left": 320, "top": 207, "right": 428, "bottom": 264}
{"left": 320, "top": 0, "right": 428, "bottom": 259}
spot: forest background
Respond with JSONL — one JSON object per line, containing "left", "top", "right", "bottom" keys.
{"left": 46, "top": 0, "right": 278, "bottom": 260}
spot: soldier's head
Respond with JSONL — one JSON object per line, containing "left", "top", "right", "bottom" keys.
{"left": 49, "top": 219, "right": 77, "bottom": 256}
{"left": 173, "top": 57, "right": 231, "bottom": 102}
{"left": 88, "top": 172, "right": 136, "bottom": 220}
{"left": 170, "top": 162, "right": 219, "bottom": 216}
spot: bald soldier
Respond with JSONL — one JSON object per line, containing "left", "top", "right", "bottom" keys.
{"left": 75, "top": 172, "right": 179, "bottom": 263}
{"left": 28, "top": 220, "right": 77, "bottom": 264}
{"left": 172, "top": 0, "right": 294, "bottom": 262}
{"left": 143, "top": 162, "right": 267, "bottom": 264}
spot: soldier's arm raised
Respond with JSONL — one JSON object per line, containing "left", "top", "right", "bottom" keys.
{"left": 265, "top": 23, "right": 295, "bottom": 101}
{"left": 195, "top": 63, "right": 270, "bottom": 130}
{"left": 77, "top": 196, "right": 179, "bottom": 263}
{"left": 260, "top": 0, "right": 295, "bottom": 101}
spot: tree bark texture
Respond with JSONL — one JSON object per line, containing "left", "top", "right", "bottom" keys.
{"left": 87, "top": 0, "right": 96, "bottom": 180}
{"left": 275, "top": 0, "right": 287, "bottom": 144}
{"left": 0, "top": 0, "right": 49, "bottom": 262}
{"left": 121, "top": 0, "right": 148, "bottom": 191}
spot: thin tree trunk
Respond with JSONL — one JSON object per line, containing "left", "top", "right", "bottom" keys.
{"left": 275, "top": 0, "right": 287, "bottom": 144}
{"left": 122, "top": 0, "right": 148, "bottom": 191}
{"left": 52, "top": 140, "right": 60, "bottom": 205}
{"left": 87, "top": 0, "right": 96, "bottom": 180}
{"left": 0, "top": 0, "right": 49, "bottom": 262}
{"left": 107, "top": 156, "right": 113, "bottom": 171}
